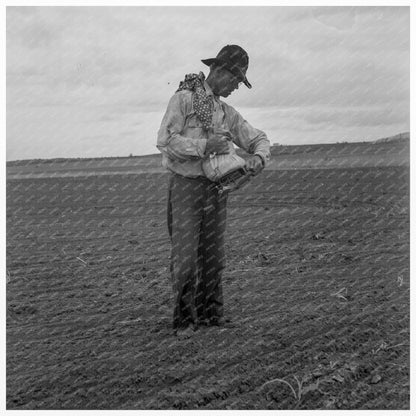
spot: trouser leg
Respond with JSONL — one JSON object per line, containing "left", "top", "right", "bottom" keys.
{"left": 196, "top": 185, "right": 227, "bottom": 322}
{"left": 167, "top": 174, "right": 204, "bottom": 329}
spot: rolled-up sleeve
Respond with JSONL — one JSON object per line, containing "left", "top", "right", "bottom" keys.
{"left": 157, "top": 92, "right": 207, "bottom": 161}
{"left": 227, "top": 106, "right": 271, "bottom": 167}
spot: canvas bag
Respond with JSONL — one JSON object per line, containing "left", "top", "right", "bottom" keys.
{"left": 202, "top": 139, "right": 246, "bottom": 182}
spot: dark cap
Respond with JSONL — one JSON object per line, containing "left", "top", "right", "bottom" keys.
{"left": 202, "top": 44, "right": 252, "bottom": 89}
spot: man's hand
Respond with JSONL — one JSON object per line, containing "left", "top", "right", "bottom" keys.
{"left": 205, "top": 131, "right": 231, "bottom": 156}
{"left": 245, "top": 155, "right": 264, "bottom": 175}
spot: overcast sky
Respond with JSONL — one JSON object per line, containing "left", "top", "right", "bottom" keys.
{"left": 6, "top": 6, "right": 410, "bottom": 160}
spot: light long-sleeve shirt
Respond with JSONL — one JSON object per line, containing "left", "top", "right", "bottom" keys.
{"left": 157, "top": 79, "right": 271, "bottom": 178}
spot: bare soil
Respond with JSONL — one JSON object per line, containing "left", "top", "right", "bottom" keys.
{"left": 6, "top": 166, "right": 409, "bottom": 409}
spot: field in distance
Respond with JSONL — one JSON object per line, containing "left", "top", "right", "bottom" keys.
{"left": 6, "top": 135, "right": 409, "bottom": 179}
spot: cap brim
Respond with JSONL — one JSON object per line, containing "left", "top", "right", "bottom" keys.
{"left": 201, "top": 58, "right": 252, "bottom": 89}
{"left": 243, "top": 78, "right": 252, "bottom": 89}
{"left": 201, "top": 58, "right": 223, "bottom": 67}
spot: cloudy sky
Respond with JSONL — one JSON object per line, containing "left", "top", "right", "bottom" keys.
{"left": 6, "top": 6, "right": 409, "bottom": 160}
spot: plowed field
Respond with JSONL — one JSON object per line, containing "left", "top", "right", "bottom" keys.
{"left": 6, "top": 166, "right": 409, "bottom": 409}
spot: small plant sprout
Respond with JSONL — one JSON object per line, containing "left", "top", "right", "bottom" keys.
{"left": 260, "top": 375, "right": 320, "bottom": 402}
{"left": 76, "top": 256, "right": 87, "bottom": 265}
{"left": 372, "top": 341, "right": 388, "bottom": 354}
{"left": 331, "top": 287, "right": 348, "bottom": 301}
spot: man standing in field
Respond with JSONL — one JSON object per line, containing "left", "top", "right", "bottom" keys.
{"left": 157, "top": 45, "right": 271, "bottom": 337}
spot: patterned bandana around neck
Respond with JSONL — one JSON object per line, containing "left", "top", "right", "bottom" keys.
{"left": 176, "top": 72, "right": 214, "bottom": 130}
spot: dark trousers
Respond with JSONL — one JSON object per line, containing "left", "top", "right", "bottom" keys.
{"left": 167, "top": 173, "right": 227, "bottom": 329}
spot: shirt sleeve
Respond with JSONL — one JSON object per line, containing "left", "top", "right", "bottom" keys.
{"left": 157, "top": 92, "right": 207, "bottom": 162}
{"left": 226, "top": 105, "right": 271, "bottom": 167}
